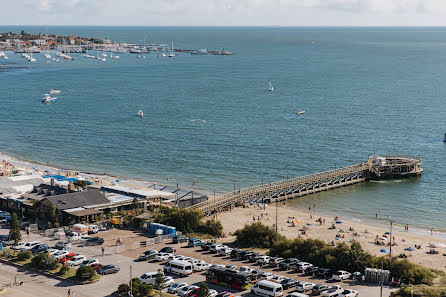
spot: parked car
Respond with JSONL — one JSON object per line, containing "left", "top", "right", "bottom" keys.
{"left": 278, "top": 258, "right": 299, "bottom": 270}
{"left": 270, "top": 275, "right": 285, "bottom": 283}
{"left": 172, "top": 235, "right": 189, "bottom": 244}
{"left": 67, "top": 255, "right": 87, "bottom": 266}
{"left": 30, "top": 243, "right": 49, "bottom": 254}
{"left": 85, "top": 237, "right": 104, "bottom": 246}
{"left": 239, "top": 266, "right": 253, "bottom": 273}
{"left": 312, "top": 284, "right": 330, "bottom": 295}
{"left": 11, "top": 242, "right": 26, "bottom": 251}
{"left": 269, "top": 257, "right": 284, "bottom": 267}
{"left": 139, "top": 249, "right": 158, "bottom": 261}
{"left": 154, "top": 253, "right": 171, "bottom": 262}
{"left": 294, "top": 262, "right": 313, "bottom": 273}
{"left": 47, "top": 248, "right": 60, "bottom": 256}
{"left": 177, "top": 285, "right": 199, "bottom": 297}
{"left": 91, "top": 263, "right": 103, "bottom": 270}
{"left": 219, "top": 247, "right": 233, "bottom": 256}
{"left": 97, "top": 264, "right": 120, "bottom": 275}
{"left": 168, "top": 282, "right": 188, "bottom": 294}
{"left": 55, "top": 240, "right": 72, "bottom": 249}
{"left": 159, "top": 246, "right": 176, "bottom": 253}
{"left": 154, "top": 276, "right": 174, "bottom": 289}
{"left": 248, "top": 252, "right": 261, "bottom": 262}
{"left": 225, "top": 264, "right": 237, "bottom": 270}
{"left": 280, "top": 278, "right": 298, "bottom": 290}
{"left": 317, "top": 268, "right": 332, "bottom": 279}
{"left": 257, "top": 256, "right": 270, "bottom": 265}
{"left": 20, "top": 241, "right": 41, "bottom": 252}
{"left": 209, "top": 243, "right": 223, "bottom": 253}
{"left": 188, "top": 239, "right": 204, "bottom": 247}
{"left": 80, "top": 258, "right": 99, "bottom": 267}
{"left": 193, "top": 262, "right": 210, "bottom": 272}
{"left": 201, "top": 242, "right": 213, "bottom": 251}
{"left": 305, "top": 266, "right": 320, "bottom": 276}
{"left": 296, "top": 282, "right": 315, "bottom": 292}
{"left": 322, "top": 286, "right": 343, "bottom": 297}
{"left": 59, "top": 253, "right": 76, "bottom": 263}
{"left": 208, "top": 289, "right": 218, "bottom": 297}
{"left": 217, "top": 291, "right": 234, "bottom": 297}
{"left": 339, "top": 290, "right": 358, "bottom": 297}
{"left": 332, "top": 271, "right": 351, "bottom": 281}
{"left": 52, "top": 250, "right": 69, "bottom": 259}
{"left": 230, "top": 249, "right": 242, "bottom": 258}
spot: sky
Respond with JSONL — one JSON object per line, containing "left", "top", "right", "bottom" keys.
{"left": 2, "top": 0, "right": 446, "bottom": 26}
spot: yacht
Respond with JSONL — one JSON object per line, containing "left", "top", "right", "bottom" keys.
{"left": 42, "top": 94, "right": 57, "bottom": 103}
{"left": 297, "top": 110, "right": 305, "bottom": 115}
{"left": 268, "top": 82, "right": 274, "bottom": 92}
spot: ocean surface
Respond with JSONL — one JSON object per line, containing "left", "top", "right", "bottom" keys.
{"left": 1, "top": 26, "right": 446, "bottom": 231}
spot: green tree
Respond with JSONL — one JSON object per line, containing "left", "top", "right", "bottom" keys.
{"left": 73, "top": 180, "right": 89, "bottom": 188}
{"left": 9, "top": 212, "right": 21, "bottom": 245}
{"left": 234, "top": 222, "right": 284, "bottom": 248}
{"left": 197, "top": 282, "right": 210, "bottom": 297}
{"left": 155, "top": 269, "right": 165, "bottom": 297}
{"left": 16, "top": 250, "right": 32, "bottom": 261}
{"left": 76, "top": 265, "right": 96, "bottom": 281}
{"left": 129, "top": 278, "right": 152, "bottom": 297}
{"left": 201, "top": 219, "right": 223, "bottom": 237}
{"left": 132, "top": 197, "right": 139, "bottom": 215}
{"left": 31, "top": 253, "right": 58, "bottom": 271}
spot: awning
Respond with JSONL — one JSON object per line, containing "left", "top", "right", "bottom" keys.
{"left": 64, "top": 209, "right": 102, "bottom": 217}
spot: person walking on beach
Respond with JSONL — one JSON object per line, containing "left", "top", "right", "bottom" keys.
{"left": 376, "top": 213, "right": 378, "bottom": 219}
{"left": 102, "top": 246, "right": 105, "bottom": 257}
{"left": 68, "top": 289, "right": 71, "bottom": 297}
{"left": 14, "top": 274, "right": 19, "bottom": 285}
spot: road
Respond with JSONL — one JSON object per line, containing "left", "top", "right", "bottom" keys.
{"left": 0, "top": 228, "right": 396, "bottom": 297}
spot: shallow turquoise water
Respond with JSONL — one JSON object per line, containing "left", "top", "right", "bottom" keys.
{"left": 1, "top": 26, "right": 446, "bottom": 230}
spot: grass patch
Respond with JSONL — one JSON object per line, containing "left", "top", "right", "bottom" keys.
{"left": 57, "top": 266, "right": 76, "bottom": 279}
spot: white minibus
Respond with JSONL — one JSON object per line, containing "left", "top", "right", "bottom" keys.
{"left": 251, "top": 280, "right": 283, "bottom": 297}
{"left": 164, "top": 260, "right": 193, "bottom": 276}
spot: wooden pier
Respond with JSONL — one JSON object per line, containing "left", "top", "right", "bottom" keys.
{"left": 188, "top": 155, "right": 422, "bottom": 216}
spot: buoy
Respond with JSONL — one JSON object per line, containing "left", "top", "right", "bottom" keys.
{"left": 138, "top": 110, "right": 144, "bottom": 117}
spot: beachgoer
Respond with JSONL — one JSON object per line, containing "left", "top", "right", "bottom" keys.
{"left": 68, "top": 289, "right": 71, "bottom": 297}
{"left": 253, "top": 216, "right": 255, "bottom": 221}
{"left": 102, "top": 246, "right": 104, "bottom": 257}
{"left": 376, "top": 213, "right": 378, "bottom": 219}
{"left": 362, "top": 275, "right": 365, "bottom": 283}
{"left": 14, "top": 274, "right": 18, "bottom": 285}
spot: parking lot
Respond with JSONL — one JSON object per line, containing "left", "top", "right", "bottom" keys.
{"left": 0, "top": 227, "right": 396, "bottom": 297}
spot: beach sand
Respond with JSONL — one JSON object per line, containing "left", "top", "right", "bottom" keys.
{"left": 217, "top": 204, "right": 446, "bottom": 271}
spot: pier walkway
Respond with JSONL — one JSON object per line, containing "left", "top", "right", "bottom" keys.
{"left": 188, "top": 155, "right": 422, "bottom": 216}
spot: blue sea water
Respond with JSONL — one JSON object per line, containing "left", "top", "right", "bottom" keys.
{"left": 1, "top": 26, "right": 446, "bottom": 230}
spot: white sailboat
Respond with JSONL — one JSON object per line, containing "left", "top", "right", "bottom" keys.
{"left": 268, "top": 82, "right": 274, "bottom": 92}
{"left": 168, "top": 41, "right": 175, "bottom": 58}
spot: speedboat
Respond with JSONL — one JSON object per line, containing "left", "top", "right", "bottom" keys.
{"left": 297, "top": 110, "right": 305, "bottom": 115}
{"left": 138, "top": 110, "right": 144, "bottom": 117}
{"left": 268, "top": 82, "right": 274, "bottom": 92}
{"left": 42, "top": 94, "right": 57, "bottom": 103}
{"left": 50, "top": 90, "right": 61, "bottom": 94}
{"left": 44, "top": 53, "right": 51, "bottom": 59}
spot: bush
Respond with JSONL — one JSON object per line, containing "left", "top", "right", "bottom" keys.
{"left": 154, "top": 207, "right": 204, "bottom": 233}
{"left": 73, "top": 180, "right": 89, "bottom": 188}
{"left": 76, "top": 265, "right": 96, "bottom": 281}
{"left": 59, "top": 264, "right": 69, "bottom": 275}
{"left": 197, "top": 282, "right": 210, "bottom": 297}
{"left": 31, "top": 253, "right": 58, "bottom": 271}
{"left": 200, "top": 219, "right": 223, "bottom": 237}
{"left": 234, "top": 222, "right": 285, "bottom": 248}
{"left": 118, "top": 283, "right": 130, "bottom": 294}
{"left": 16, "top": 250, "right": 32, "bottom": 262}
{"left": 131, "top": 278, "right": 152, "bottom": 297}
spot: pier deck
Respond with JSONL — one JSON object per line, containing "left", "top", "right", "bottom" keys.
{"left": 188, "top": 155, "right": 422, "bottom": 215}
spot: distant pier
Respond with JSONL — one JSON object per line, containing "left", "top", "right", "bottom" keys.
{"left": 188, "top": 155, "right": 422, "bottom": 215}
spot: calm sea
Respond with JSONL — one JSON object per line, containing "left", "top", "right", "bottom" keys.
{"left": 1, "top": 26, "right": 446, "bottom": 231}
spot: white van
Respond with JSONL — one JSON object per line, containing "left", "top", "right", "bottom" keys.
{"left": 251, "top": 280, "right": 283, "bottom": 297}
{"left": 164, "top": 260, "right": 193, "bottom": 276}
{"left": 139, "top": 272, "right": 159, "bottom": 285}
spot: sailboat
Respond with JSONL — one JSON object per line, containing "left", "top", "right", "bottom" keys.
{"left": 168, "top": 41, "right": 175, "bottom": 58}
{"left": 268, "top": 82, "right": 274, "bottom": 92}
{"left": 297, "top": 110, "right": 305, "bottom": 115}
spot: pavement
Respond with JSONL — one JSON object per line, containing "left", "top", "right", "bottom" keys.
{"left": 0, "top": 227, "right": 397, "bottom": 297}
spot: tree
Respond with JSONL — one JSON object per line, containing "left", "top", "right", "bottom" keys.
{"left": 76, "top": 265, "right": 96, "bottom": 281}
{"left": 201, "top": 219, "right": 223, "bottom": 237}
{"left": 197, "top": 282, "right": 210, "bottom": 297}
{"left": 155, "top": 269, "right": 165, "bottom": 297}
{"left": 132, "top": 197, "right": 139, "bottom": 215}
{"left": 73, "top": 180, "right": 89, "bottom": 188}
{"left": 31, "top": 253, "right": 58, "bottom": 271}
{"left": 9, "top": 212, "right": 21, "bottom": 245}
{"left": 234, "top": 222, "right": 285, "bottom": 248}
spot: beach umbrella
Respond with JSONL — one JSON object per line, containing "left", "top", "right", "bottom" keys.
{"left": 336, "top": 221, "right": 343, "bottom": 224}
{"left": 306, "top": 223, "right": 312, "bottom": 226}
{"left": 404, "top": 247, "right": 416, "bottom": 251}
{"left": 380, "top": 249, "right": 389, "bottom": 253}
{"left": 116, "top": 179, "right": 120, "bottom": 182}
{"left": 384, "top": 232, "right": 391, "bottom": 235}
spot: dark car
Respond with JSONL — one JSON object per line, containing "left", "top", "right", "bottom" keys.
{"left": 240, "top": 250, "right": 253, "bottom": 260}
{"left": 30, "top": 243, "right": 49, "bottom": 254}
{"left": 316, "top": 268, "right": 332, "bottom": 279}
{"left": 159, "top": 246, "right": 176, "bottom": 253}
{"left": 201, "top": 242, "right": 212, "bottom": 251}
{"left": 97, "top": 264, "right": 120, "bottom": 275}
{"left": 230, "top": 249, "right": 242, "bottom": 259}
{"left": 0, "top": 235, "right": 10, "bottom": 242}
{"left": 312, "top": 284, "right": 330, "bottom": 295}
{"left": 248, "top": 252, "right": 260, "bottom": 262}
{"left": 305, "top": 266, "right": 320, "bottom": 276}
{"left": 138, "top": 249, "right": 158, "bottom": 261}
{"left": 85, "top": 237, "right": 104, "bottom": 246}
{"left": 280, "top": 278, "right": 298, "bottom": 290}
{"left": 278, "top": 258, "right": 299, "bottom": 270}
{"left": 172, "top": 235, "right": 189, "bottom": 244}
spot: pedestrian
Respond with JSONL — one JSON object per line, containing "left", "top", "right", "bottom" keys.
{"left": 376, "top": 213, "right": 378, "bottom": 219}
{"left": 14, "top": 274, "right": 18, "bottom": 285}
{"left": 102, "top": 246, "right": 104, "bottom": 257}
{"left": 26, "top": 226, "right": 30, "bottom": 237}
{"left": 308, "top": 206, "right": 311, "bottom": 213}
{"left": 68, "top": 288, "right": 71, "bottom": 297}
{"left": 362, "top": 275, "right": 365, "bottom": 283}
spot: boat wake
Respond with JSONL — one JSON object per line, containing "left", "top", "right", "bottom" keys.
{"left": 188, "top": 119, "right": 206, "bottom": 123}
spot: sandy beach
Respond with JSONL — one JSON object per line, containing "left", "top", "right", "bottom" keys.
{"left": 217, "top": 204, "right": 446, "bottom": 271}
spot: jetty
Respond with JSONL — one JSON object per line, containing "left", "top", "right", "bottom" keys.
{"left": 188, "top": 155, "right": 422, "bottom": 215}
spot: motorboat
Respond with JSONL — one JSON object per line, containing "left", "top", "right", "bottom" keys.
{"left": 50, "top": 90, "right": 61, "bottom": 94}
{"left": 44, "top": 53, "right": 51, "bottom": 59}
{"left": 297, "top": 110, "right": 305, "bottom": 115}
{"left": 138, "top": 110, "right": 144, "bottom": 117}
{"left": 42, "top": 94, "right": 57, "bottom": 103}
{"left": 268, "top": 82, "right": 274, "bottom": 92}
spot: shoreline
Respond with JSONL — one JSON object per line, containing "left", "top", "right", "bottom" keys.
{"left": 217, "top": 204, "right": 446, "bottom": 271}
